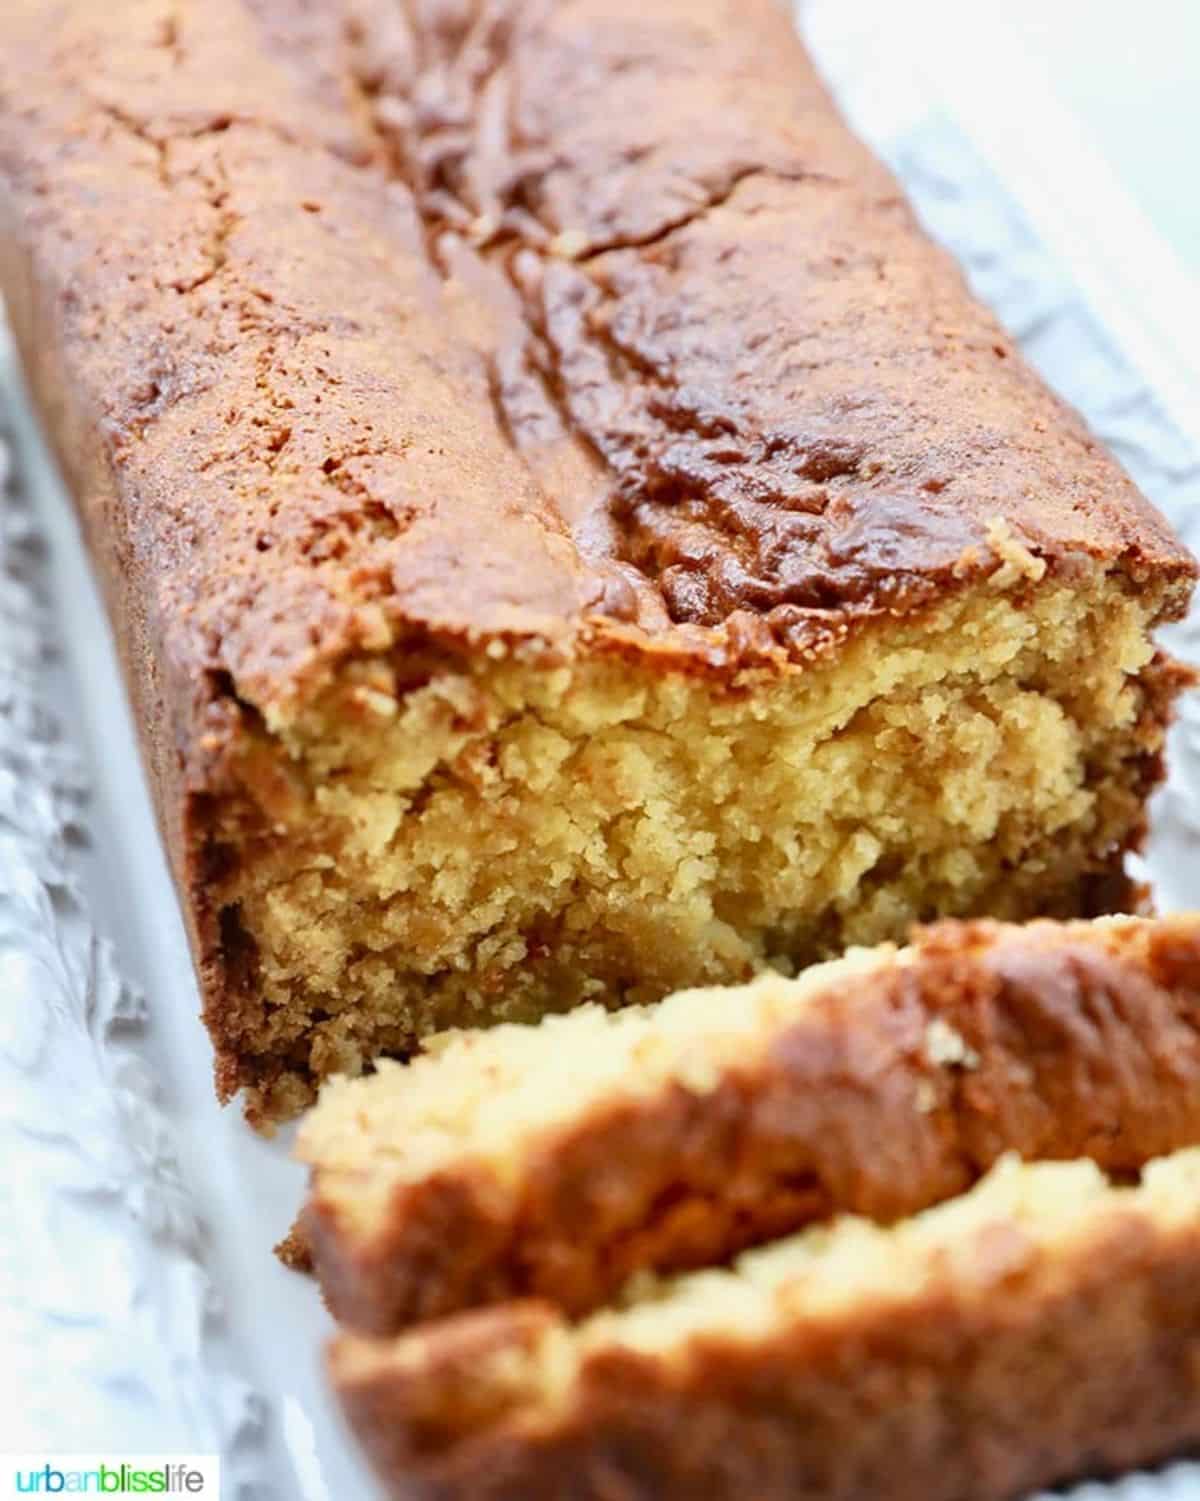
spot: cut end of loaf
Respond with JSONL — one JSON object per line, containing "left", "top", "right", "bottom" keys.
{"left": 202, "top": 561, "right": 1185, "bottom": 1121}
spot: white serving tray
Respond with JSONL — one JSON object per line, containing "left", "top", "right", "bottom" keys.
{"left": 2, "top": 6, "right": 1200, "bottom": 1496}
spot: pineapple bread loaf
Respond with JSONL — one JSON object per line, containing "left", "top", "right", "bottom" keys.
{"left": 331, "top": 1148, "right": 1200, "bottom": 1501}
{"left": 1, "top": 0, "right": 1195, "bottom": 1121}
{"left": 299, "top": 913, "right": 1200, "bottom": 1330}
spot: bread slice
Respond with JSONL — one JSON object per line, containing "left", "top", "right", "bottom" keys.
{"left": 299, "top": 913, "right": 1200, "bottom": 1330}
{"left": 2, "top": 0, "right": 1193, "bottom": 1122}
{"left": 330, "top": 1147, "right": 1200, "bottom": 1501}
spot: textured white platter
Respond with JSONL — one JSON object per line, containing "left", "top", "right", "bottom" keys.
{"left": 2, "top": 6, "right": 1200, "bottom": 1497}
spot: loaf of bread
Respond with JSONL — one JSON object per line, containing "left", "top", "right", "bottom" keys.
{"left": 1, "top": 0, "right": 1194, "bottom": 1120}
{"left": 331, "top": 1147, "right": 1200, "bottom": 1501}
{"left": 299, "top": 913, "right": 1200, "bottom": 1330}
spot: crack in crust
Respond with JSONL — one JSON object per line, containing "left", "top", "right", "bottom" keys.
{"left": 129, "top": 0, "right": 1190, "bottom": 668}
{"left": 310, "top": 0, "right": 1191, "bottom": 633}
{"left": 334, "top": 0, "right": 896, "bottom": 624}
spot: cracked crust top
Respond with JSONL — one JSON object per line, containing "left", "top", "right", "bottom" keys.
{"left": 0, "top": 0, "right": 1193, "bottom": 756}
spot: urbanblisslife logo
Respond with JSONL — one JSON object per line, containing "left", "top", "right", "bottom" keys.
{"left": 6, "top": 1457, "right": 219, "bottom": 1496}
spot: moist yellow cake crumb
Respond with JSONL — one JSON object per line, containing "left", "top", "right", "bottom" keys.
{"left": 214, "top": 571, "right": 1177, "bottom": 1117}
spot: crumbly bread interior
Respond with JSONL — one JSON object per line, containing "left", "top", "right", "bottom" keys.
{"left": 332, "top": 1146, "right": 1200, "bottom": 1406}
{"left": 215, "top": 565, "right": 1171, "bottom": 1117}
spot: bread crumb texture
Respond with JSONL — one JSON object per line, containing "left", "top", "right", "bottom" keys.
{"left": 214, "top": 571, "right": 1171, "bottom": 1116}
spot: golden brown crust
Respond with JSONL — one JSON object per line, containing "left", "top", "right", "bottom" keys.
{"left": 1, "top": 0, "right": 1193, "bottom": 1107}
{"left": 258, "top": 0, "right": 1199, "bottom": 645}
{"left": 330, "top": 1168, "right": 1200, "bottom": 1501}
{"left": 1, "top": 0, "right": 1192, "bottom": 699}
{"left": 304, "top": 914, "right": 1200, "bottom": 1331}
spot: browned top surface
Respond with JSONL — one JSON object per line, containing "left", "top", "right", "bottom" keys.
{"left": 0, "top": 0, "right": 1192, "bottom": 746}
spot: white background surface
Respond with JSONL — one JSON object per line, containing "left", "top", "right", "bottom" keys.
{"left": 992, "top": 0, "right": 1200, "bottom": 275}
{"left": 3, "top": 5, "right": 1200, "bottom": 1498}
